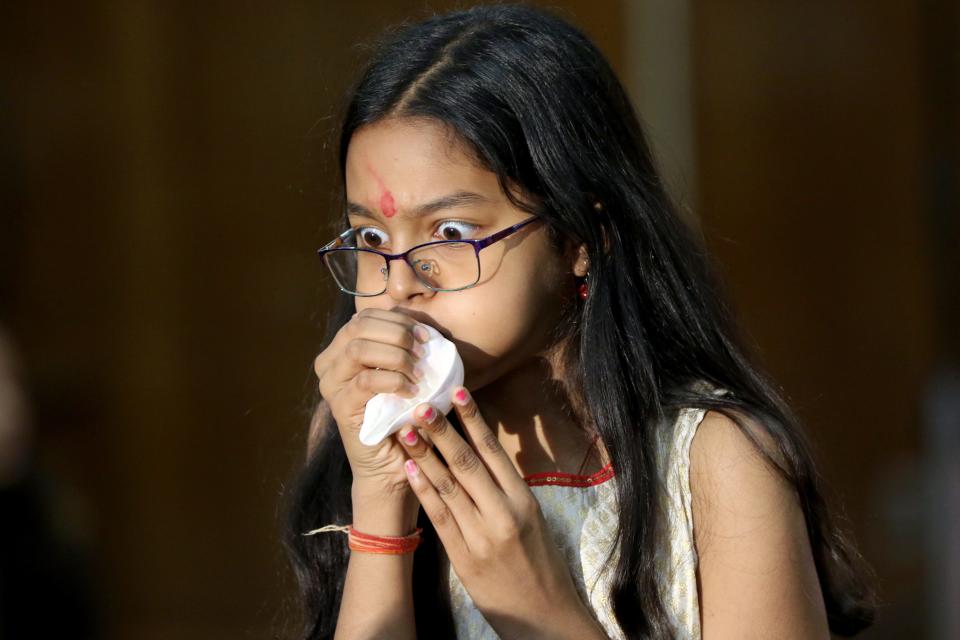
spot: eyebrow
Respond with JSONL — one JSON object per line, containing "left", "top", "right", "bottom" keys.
{"left": 346, "top": 190, "right": 490, "bottom": 220}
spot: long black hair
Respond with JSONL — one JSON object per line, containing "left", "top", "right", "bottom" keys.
{"left": 282, "top": 4, "right": 878, "bottom": 638}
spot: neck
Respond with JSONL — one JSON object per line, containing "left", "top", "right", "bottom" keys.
{"left": 471, "top": 353, "right": 605, "bottom": 477}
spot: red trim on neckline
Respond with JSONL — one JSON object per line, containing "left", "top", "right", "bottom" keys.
{"left": 523, "top": 461, "right": 615, "bottom": 487}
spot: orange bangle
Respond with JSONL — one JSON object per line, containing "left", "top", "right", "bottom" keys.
{"left": 302, "top": 523, "right": 423, "bottom": 555}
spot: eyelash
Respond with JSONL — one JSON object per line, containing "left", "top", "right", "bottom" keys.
{"left": 352, "top": 220, "right": 479, "bottom": 247}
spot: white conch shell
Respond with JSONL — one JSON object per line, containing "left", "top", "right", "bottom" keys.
{"left": 358, "top": 323, "right": 464, "bottom": 446}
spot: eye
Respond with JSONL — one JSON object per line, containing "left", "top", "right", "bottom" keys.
{"left": 355, "top": 227, "right": 388, "bottom": 249}
{"left": 351, "top": 220, "right": 480, "bottom": 249}
{"left": 435, "top": 220, "right": 479, "bottom": 241}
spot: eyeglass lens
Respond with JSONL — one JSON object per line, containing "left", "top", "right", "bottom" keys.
{"left": 323, "top": 242, "right": 480, "bottom": 295}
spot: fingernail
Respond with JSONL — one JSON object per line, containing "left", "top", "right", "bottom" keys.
{"left": 419, "top": 405, "right": 435, "bottom": 421}
{"left": 407, "top": 383, "right": 420, "bottom": 395}
{"left": 414, "top": 366, "right": 425, "bottom": 382}
{"left": 404, "top": 459, "right": 419, "bottom": 476}
{"left": 413, "top": 325, "right": 429, "bottom": 342}
{"left": 453, "top": 387, "right": 469, "bottom": 406}
{"left": 403, "top": 429, "right": 418, "bottom": 445}
{"left": 413, "top": 343, "right": 427, "bottom": 358}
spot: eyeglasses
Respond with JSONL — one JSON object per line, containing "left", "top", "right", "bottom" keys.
{"left": 317, "top": 215, "right": 542, "bottom": 296}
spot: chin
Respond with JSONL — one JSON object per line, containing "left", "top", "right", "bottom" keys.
{"left": 460, "top": 345, "right": 527, "bottom": 396}
{"left": 462, "top": 367, "right": 486, "bottom": 393}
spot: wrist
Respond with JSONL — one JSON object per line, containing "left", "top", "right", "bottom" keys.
{"left": 551, "top": 605, "right": 608, "bottom": 640}
{"left": 492, "top": 601, "right": 607, "bottom": 640}
{"left": 351, "top": 483, "right": 420, "bottom": 536}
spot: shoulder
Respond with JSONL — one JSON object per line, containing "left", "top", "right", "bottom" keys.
{"left": 688, "top": 409, "right": 830, "bottom": 638}
{"left": 689, "top": 408, "right": 786, "bottom": 502}
{"left": 688, "top": 409, "right": 792, "bottom": 558}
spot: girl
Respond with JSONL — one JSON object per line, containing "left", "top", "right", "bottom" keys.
{"left": 284, "top": 4, "right": 877, "bottom": 639}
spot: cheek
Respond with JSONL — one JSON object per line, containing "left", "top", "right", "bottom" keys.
{"left": 442, "top": 255, "right": 567, "bottom": 374}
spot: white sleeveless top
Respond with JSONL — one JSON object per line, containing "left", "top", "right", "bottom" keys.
{"left": 442, "top": 386, "right": 728, "bottom": 638}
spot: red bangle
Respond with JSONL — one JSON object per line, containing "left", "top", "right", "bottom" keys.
{"left": 348, "top": 525, "right": 423, "bottom": 555}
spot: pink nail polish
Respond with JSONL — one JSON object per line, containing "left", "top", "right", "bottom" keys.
{"left": 405, "top": 459, "right": 419, "bottom": 476}
{"left": 403, "top": 429, "right": 418, "bottom": 445}
{"left": 420, "top": 405, "right": 435, "bottom": 421}
{"left": 454, "top": 388, "right": 468, "bottom": 405}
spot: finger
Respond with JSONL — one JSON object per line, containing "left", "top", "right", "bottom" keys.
{"left": 332, "top": 338, "right": 426, "bottom": 387}
{"left": 449, "top": 386, "right": 529, "bottom": 497}
{"left": 396, "top": 418, "right": 484, "bottom": 534}
{"left": 400, "top": 454, "right": 469, "bottom": 559}
{"left": 351, "top": 308, "right": 431, "bottom": 346}
{"left": 317, "top": 309, "right": 428, "bottom": 379}
{"left": 410, "top": 403, "right": 509, "bottom": 516}
{"left": 343, "top": 368, "right": 420, "bottom": 404}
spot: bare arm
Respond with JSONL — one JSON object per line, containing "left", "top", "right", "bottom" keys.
{"left": 690, "top": 410, "right": 830, "bottom": 639}
{"left": 309, "top": 399, "right": 420, "bottom": 639}
{"left": 335, "top": 485, "right": 420, "bottom": 640}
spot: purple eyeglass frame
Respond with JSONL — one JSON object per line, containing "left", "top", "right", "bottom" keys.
{"left": 317, "top": 214, "right": 542, "bottom": 296}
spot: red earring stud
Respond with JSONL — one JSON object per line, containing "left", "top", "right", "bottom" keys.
{"left": 578, "top": 282, "right": 588, "bottom": 300}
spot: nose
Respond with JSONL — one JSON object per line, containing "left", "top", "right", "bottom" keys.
{"left": 383, "top": 255, "right": 434, "bottom": 302}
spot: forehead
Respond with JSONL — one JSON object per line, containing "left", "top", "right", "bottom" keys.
{"left": 344, "top": 118, "right": 496, "bottom": 201}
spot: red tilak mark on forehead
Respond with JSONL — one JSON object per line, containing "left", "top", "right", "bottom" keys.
{"left": 365, "top": 161, "right": 398, "bottom": 218}
{"left": 380, "top": 190, "right": 397, "bottom": 217}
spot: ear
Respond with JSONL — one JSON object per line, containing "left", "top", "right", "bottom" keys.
{"left": 572, "top": 242, "right": 590, "bottom": 277}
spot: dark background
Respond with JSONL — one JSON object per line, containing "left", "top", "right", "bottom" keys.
{"left": 1, "top": 2, "right": 957, "bottom": 639}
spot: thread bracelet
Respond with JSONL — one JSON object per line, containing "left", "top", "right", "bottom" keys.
{"left": 302, "top": 523, "right": 423, "bottom": 555}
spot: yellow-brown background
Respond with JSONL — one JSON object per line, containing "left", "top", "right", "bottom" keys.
{"left": 1, "top": 1, "right": 956, "bottom": 638}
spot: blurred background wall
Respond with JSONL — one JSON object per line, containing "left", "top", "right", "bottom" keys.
{"left": 1, "top": 1, "right": 956, "bottom": 639}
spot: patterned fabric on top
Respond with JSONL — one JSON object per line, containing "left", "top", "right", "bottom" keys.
{"left": 442, "top": 384, "right": 729, "bottom": 638}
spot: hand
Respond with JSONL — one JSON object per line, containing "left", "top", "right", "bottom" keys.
{"left": 394, "top": 387, "right": 607, "bottom": 639}
{"left": 312, "top": 308, "right": 430, "bottom": 500}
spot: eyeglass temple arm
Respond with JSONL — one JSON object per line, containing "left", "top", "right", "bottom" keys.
{"left": 318, "top": 228, "right": 352, "bottom": 253}
{"left": 472, "top": 215, "right": 540, "bottom": 250}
